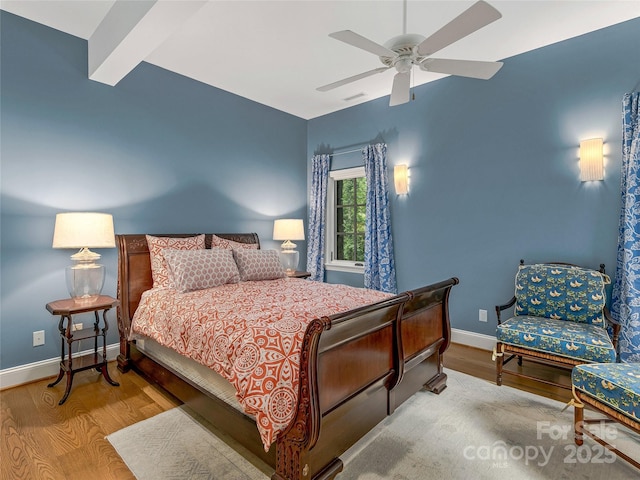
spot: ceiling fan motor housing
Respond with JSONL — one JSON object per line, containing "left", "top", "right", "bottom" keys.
{"left": 380, "top": 33, "right": 427, "bottom": 69}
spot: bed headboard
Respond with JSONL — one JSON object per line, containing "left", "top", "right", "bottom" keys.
{"left": 115, "top": 233, "right": 260, "bottom": 347}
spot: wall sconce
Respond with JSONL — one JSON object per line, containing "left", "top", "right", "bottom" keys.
{"left": 394, "top": 164, "right": 409, "bottom": 194}
{"left": 579, "top": 138, "right": 604, "bottom": 181}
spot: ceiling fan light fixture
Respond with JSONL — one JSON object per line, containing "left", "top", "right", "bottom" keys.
{"left": 395, "top": 57, "right": 413, "bottom": 73}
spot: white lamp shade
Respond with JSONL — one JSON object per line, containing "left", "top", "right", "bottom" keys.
{"left": 52, "top": 212, "right": 115, "bottom": 249}
{"left": 579, "top": 138, "right": 604, "bottom": 182}
{"left": 273, "top": 219, "right": 305, "bottom": 241}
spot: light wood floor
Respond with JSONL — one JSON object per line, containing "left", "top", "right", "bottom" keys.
{"left": 1, "top": 343, "right": 573, "bottom": 480}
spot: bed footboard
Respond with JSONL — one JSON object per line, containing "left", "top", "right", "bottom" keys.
{"left": 273, "top": 277, "right": 458, "bottom": 480}
{"left": 390, "top": 278, "right": 458, "bottom": 411}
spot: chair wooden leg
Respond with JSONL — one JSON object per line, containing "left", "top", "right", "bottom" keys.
{"left": 495, "top": 343, "right": 504, "bottom": 386}
{"left": 574, "top": 400, "right": 584, "bottom": 446}
{"left": 517, "top": 355, "right": 523, "bottom": 366}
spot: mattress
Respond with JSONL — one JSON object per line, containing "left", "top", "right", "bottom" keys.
{"left": 133, "top": 334, "right": 245, "bottom": 414}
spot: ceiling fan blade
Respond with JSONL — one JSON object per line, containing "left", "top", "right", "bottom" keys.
{"left": 317, "top": 67, "right": 390, "bottom": 92}
{"left": 419, "top": 58, "right": 503, "bottom": 79}
{"left": 329, "top": 30, "right": 397, "bottom": 58}
{"left": 389, "top": 71, "right": 411, "bottom": 106}
{"left": 417, "top": 1, "right": 502, "bottom": 57}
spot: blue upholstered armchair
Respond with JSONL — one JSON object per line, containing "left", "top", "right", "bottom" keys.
{"left": 493, "top": 261, "right": 620, "bottom": 389}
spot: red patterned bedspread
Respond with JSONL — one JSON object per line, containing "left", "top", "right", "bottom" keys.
{"left": 130, "top": 278, "right": 392, "bottom": 450}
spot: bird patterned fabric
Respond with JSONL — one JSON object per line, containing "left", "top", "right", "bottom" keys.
{"left": 572, "top": 362, "right": 640, "bottom": 421}
{"left": 497, "top": 263, "right": 615, "bottom": 363}
{"left": 514, "top": 264, "right": 609, "bottom": 326}
{"left": 497, "top": 316, "right": 616, "bottom": 363}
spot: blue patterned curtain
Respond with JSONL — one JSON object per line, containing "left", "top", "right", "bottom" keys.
{"left": 611, "top": 92, "right": 640, "bottom": 362}
{"left": 363, "top": 144, "right": 397, "bottom": 294}
{"left": 306, "top": 154, "right": 330, "bottom": 282}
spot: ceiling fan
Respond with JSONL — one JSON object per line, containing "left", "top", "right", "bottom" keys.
{"left": 317, "top": 0, "right": 504, "bottom": 106}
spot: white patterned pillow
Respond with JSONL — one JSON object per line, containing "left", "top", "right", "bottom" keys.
{"left": 211, "top": 234, "right": 259, "bottom": 250}
{"left": 233, "top": 249, "right": 285, "bottom": 281}
{"left": 163, "top": 248, "right": 240, "bottom": 292}
{"left": 146, "top": 234, "right": 206, "bottom": 288}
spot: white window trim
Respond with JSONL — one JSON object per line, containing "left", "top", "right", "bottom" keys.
{"left": 325, "top": 166, "right": 366, "bottom": 274}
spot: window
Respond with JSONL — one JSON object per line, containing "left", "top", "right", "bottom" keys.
{"left": 336, "top": 176, "right": 366, "bottom": 262}
{"left": 326, "top": 167, "right": 366, "bottom": 273}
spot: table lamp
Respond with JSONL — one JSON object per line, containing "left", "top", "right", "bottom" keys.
{"left": 273, "top": 219, "right": 305, "bottom": 275}
{"left": 52, "top": 212, "right": 115, "bottom": 303}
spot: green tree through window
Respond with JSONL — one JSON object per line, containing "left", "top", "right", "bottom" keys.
{"left": 336, "top": 176, "right": 366, "bottom": 262}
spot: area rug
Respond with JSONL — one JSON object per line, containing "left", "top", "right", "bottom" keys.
{"left": 107, "top": 369, "right": 639, "bottom": 479}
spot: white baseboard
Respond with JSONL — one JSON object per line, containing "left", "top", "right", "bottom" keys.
{"left": 0, "top": 344, "right": 120, "bottom": 390}
{"left": 451, "top": 328, "right": 495, "bottom": 351}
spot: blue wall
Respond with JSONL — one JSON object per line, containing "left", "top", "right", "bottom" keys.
{"left": 308, "top": 17, "right": 640, "bottom": 337}
{"left": 2, "top": 11, "right": 639, "bottom": 371}
{"left": 0, "top": 12, "right": 307, "bottom": 369}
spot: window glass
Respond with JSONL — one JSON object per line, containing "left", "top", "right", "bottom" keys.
{"left": 327, "top": 168, "right": 367, "bottom": 268}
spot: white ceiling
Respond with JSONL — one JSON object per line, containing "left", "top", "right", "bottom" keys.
{"left": 2, "top": 0, "right": 639, "bottom": 119}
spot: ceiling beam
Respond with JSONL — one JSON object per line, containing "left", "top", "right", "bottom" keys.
{"left": 88, "top": 0, "right": 207, "bottom": 86}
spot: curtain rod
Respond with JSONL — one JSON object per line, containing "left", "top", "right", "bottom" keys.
{"left": 330, "top": 147, "right": 364, "bottom": 156}
{"left": 318, "top": 141, "right": 382, "bottom": 157}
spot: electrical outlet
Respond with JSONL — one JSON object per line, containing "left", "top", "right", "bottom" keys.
{"left": 33, "top": 330, "right": 45, "bottom": 346}
{"left": 479, "top": 309, "right": 488, "bottom": 322}
{"left": 72, "top": 322, "right": 83, "bottom": 331}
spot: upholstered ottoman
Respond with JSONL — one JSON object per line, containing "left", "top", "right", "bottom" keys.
{"left": 571, "top": 362, "right": 640, "bottom": 469}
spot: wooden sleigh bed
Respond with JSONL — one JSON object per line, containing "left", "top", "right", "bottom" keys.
{"left": 115, "top": 233, "right": 458, "bottom": 480}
